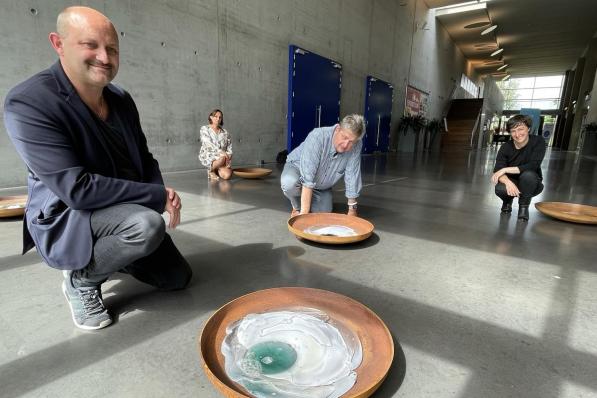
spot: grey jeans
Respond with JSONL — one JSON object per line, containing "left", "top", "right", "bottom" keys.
{"left": 73, "top": 203, "right": 192, "bottom": 290}
{"left": 280, "top": 163, "right": 333, "bottom": 212}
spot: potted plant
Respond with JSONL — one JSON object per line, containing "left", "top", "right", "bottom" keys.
{"left": 395, "top": 114, "right": 427, "bottom": 152}
{"left": 424, "top": 119, "right": 444, "bottom": 151}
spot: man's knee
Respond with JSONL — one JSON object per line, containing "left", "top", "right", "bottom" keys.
{"left": 519, "top": 170, "right": 540, "bottom": 184}
{"left": 128, "top": 211, "right": 165, "bottom": 254}
{"left": 494, "top": 182, "right": 510, "bottom": 198}
{"left": 280, "top": 173, "right": 300, "bottom": 194}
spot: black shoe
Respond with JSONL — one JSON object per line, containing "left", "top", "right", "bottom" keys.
{"left": 517, "top": 205, "right": 529, "bottom": 221}
{"left": 501, "top": 201, "right": 513, "bottom": 213}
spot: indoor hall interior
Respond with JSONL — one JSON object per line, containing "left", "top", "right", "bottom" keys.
{"left": 1, "top": 0, "right": 597, "bottom": 397}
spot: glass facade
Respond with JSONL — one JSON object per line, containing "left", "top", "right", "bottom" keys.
{"left": 498, "top": 75, "right": 564, "bottom": 110}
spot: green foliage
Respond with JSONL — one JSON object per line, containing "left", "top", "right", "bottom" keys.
{"left": 425, "top": 119, "right": 444, "bottom": 148}
{"left": 397, "top": 115, "right": 427, "bottom": 136}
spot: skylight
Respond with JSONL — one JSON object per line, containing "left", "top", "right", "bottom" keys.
{"left": 434, "top": 0, "right": 492, "bottom": 15}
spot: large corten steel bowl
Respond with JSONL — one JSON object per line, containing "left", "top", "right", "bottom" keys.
{"left": 535, "top": 202, "right": 597, "bottom": 224}
{"left": 288, "top": 213, "right": 374, "bottom": 244}
{"left": 0, "top": 195, "right": 27, "bottom": 218}
{"left": 232, "top": 167, "right": 272, "bottom": 179}
{"left": 199, "top": 287, "right": 393, "bottom": 398}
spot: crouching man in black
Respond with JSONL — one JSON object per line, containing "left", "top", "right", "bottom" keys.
{"left": 491, "top": 114, "right": 546, "bottom": 221}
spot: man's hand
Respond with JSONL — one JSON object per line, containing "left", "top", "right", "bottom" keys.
{"left": 491, "top": 169, "right": 505, "bottom": 185}
{"left": 504, "top": 180, "right": 520, "bottom": 197}
{"left": 164, "top": 187, "right": 181, "bottom": 229}
{"left": 492, "top": 166, "right": 521, "bottom": 184}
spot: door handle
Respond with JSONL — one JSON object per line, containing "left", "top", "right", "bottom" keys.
{"left": 316, "top": 105, "right": 322, "bottom": 127}
{"left": 376, "top": 115, "right": 381, "bottom": 146}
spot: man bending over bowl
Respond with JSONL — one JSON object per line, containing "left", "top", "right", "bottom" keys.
{"left": 281, "top": 114, "right": 364, "bottom": 217}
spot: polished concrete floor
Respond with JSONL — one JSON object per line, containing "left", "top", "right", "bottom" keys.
{"left": 1, "top": 148, "right": 596, "bottom": 398}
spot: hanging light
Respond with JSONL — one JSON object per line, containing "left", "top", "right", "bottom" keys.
{"left": 501, "top": 74, "right": 511, "bottom": 81}
{"left": 490, "top": 48, "right": 504, "bottom": 56}
{"left": 497, "top": 64, "right": 509, "bottom": 71}
{"left": 481, "top": 25, "right": 497, "bottom": 35}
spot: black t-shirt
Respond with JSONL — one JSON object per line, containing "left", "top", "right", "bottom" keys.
{"left": 91, "top": 96, "right": 140, "bottom": 182}
{"left": 493, "top": 134, "right": 546, "bottom": 179}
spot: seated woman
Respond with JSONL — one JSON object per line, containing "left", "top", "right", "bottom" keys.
{"left": 491, "top": 114, "right": 546, "bottom": 221}
{"left": 198, "top": 109, "right": 233, "bottom": 180}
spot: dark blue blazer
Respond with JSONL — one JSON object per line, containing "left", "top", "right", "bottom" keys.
{"left": 4, "top": 62, "right": 167, "bottom": 269}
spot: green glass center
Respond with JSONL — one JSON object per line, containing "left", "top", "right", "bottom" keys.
{"left": 246, "top": 341, "right": 297, "bottom": 374}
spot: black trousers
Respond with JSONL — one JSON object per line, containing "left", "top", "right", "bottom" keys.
{"left": 495, "top": 170, "right": 544, "bottom": 206}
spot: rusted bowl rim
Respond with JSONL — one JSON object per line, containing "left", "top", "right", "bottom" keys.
{"left": 198, "top": 287, "right": 394, "bottom": 398}
{"left": 232, "top": 168, "right": 273, "bottom": 178}
{"left": 0, "top": 195, "right": 27, "bottom": 218}
{"left": 288, "top": 213, "right": 374, "bottom": 244}
{"left": 535, "top": 201, "right": 597, "bottom": 224}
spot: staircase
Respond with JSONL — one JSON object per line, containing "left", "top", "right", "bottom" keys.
{"left": 441, "top": 99, "right": 484, "bottom": 151}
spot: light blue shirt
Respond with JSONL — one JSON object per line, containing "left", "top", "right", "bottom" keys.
{"left": 286, "top": 125, "right": 362, "bottom": 199}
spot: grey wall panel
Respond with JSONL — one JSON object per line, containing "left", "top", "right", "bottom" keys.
{"left": 0, "top": 0, "right": 466, "bottom": 188}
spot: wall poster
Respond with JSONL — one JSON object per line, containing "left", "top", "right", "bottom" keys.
{"left": 405, "top": 85, "right": 429, "bottom": 117}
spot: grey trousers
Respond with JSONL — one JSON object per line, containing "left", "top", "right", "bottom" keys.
{"left": 280, "top": 163, "right": 333, "bottom": 212}
{"left": 73, "top": 203, "right": 192, "bottom": 290}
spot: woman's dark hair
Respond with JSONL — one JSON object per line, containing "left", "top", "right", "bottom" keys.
{"left": 506, "top": 114, "right": 532, "bottom": 133}
{"left": 208, "top": 109, "right": 224, "bottom": 126}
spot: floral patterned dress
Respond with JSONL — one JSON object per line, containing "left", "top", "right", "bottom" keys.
{"left": 198, "top": 125, "right": 232, "bottom": 167}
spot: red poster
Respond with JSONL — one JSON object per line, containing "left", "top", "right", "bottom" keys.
{"left": 405, "top": 85, "right": 429, "bottom": 117}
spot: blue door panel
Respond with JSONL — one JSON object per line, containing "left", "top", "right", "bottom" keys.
{"left": 363, "top": 76, "right": 393, "bottom": 153}
{"left": 287, "top": 45, "right": 342, "bottom": 151}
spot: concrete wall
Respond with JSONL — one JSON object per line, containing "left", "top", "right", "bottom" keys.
{"left": 481, "top": 76, "right": 504, "bottom": 117}
{"left": 585, "top": 67, "right": 597, "bottom": 124}
{"left": 0, "top": 0, "right": 466, "bottom": 188}
{"left": 569, "top": 37, "right": 597, "bottom": 150}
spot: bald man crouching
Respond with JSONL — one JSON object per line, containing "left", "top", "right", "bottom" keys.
{"left": 4, "top": 7, "right": 192, "bottom": 330}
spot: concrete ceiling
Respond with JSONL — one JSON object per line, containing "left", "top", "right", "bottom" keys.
{"left": 425, "top": 0, "right": 597, "bottom": 78}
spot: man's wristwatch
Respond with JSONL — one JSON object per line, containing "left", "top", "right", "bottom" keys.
{"left": 348, "top": 203, "right": 357, "bottom": 210}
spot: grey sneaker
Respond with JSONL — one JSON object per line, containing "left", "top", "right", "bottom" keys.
{"left": 62, "top": 271, "right": 112, "bottom": 330}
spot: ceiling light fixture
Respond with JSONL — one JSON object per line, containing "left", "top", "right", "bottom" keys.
{"left": 481, "top": 25, "right": 498, "bottom": 35}
{"left": 497, "top": 64, "right": 509, "bottom": 71}
{"left": 501, "top": 74, "right": 511, "bottom": 81}
{"left": 435, "top": 2, "right": 487, "bottom": 16}
{"left": 464, "top": 22, "right": 491, "bottom": 29}
{"left": 491, "top": 48, "right": 504, "bottom": 56}
{"left": 434, "top": 0, "right": 492, "bottom": 11}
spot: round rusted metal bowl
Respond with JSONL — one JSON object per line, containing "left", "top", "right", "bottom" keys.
{"left": 232, "top": 168, "right": 272, "bottom": 179}
{"left": 0, "top": 195, "right": 27, "bottom": 218}
{"left": 288, "top": 213, "right": 374, "bottom": 244}
{"left": 535, "top": 202, "right": 597, "bottom": 224}
{"left": 198, "top": 287, "right": 394, "bottom": 398}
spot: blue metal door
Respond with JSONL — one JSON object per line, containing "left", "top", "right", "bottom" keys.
{"left": 363, "top": 76, "right": 393, "bottom": 153}
{"left": 287, "top": 45, "right": 342, "bottom": 151}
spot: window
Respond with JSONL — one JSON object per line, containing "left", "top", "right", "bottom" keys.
{"left": 498, "top": 75, "right": 564, "bottom": 110}
{"left": 461, "top": 74, "right": 479, "bottom": 98}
